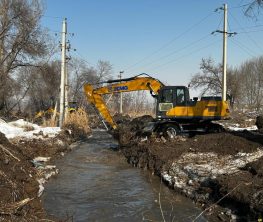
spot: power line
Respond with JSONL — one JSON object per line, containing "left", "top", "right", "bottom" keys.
{"left": 42, "top": 15, "right": 64, "bottom": 19}
{"left": 229, "top": 11, "right": 263, "bottom": 51}
{"left": 124, "top": 12, "right": 214, "bottom": 71}
{"left": 229, "top": 2, "right": 251, "bottom": 9}
{"left": 128, "top": 34, "right": 211, "bottom": 73}
{"left": 230, "top": 38, "right": 257, "bottom": 56}
{"left": 145, "top": 40, "right": 220, "bottom": 73}
{"left": 47, "top": 29, "right": 61, "bottom": 34}
{"left": 233, "top": 24, "right": 263, "bottom": 30}
{"left": 216, "top": 14, "right": 224, "bottom": 31}
{"left": 238, "top": 29, "right": 263, "bottom": 33}
{"left": 72, "top": 50, "right": 96, "bottom": 67}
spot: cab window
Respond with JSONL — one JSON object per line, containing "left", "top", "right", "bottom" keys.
{"left": 176, "top": 88, "right": 185, "bottom": 105}
{"left": 160, "top": 89, "right": 173, "bottom": 103}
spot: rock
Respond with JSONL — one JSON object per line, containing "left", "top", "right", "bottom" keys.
{"left": 0, "top": 132, "right": 10, "bottom": 145}
{"left": 217, "top": 212, "right": 228, "bottom": 221}
{"left": 226, "top": 209, "right": 232, "bottom": 216}
{"left": 4, "top": 159, "right": 9, "bottom": 165}
{"left": 231, "top": 214, "right": 237, "bottom": 220}
{"left": 256, "top": 116, "right": 263, "bottom": 130}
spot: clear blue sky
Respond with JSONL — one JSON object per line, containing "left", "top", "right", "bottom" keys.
{"left": 42, "top": 0, "right": 263, "bottom": 91}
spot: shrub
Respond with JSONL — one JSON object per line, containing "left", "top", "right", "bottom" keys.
{"left": 64, "top": 108, "right": 90, "bottom": 135}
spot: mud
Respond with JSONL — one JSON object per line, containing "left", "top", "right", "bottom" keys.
{"left": 0, "top": 126, "right": 89, "bottom": 221}
{"left": 116, "top": 115, "right": 263, "bottom": 221}
{"left": 256, "top": 115, "right": 263, "bottom": 130}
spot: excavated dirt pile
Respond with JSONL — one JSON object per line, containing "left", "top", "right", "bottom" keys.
{"left": 116, "top": 115, "right": 263, "bottom": 221}
{"left": 112, "top": 114, "right": 153, "bottom": 145}
{"left": 0, "top": 126, "right": 89, "bottom": 221}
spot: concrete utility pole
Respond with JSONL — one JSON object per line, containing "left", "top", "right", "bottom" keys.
{"left": 59, "top": 18, "right": 67, "bottom": 127}
{"left": 222, "top": 3, "right": 227, "bottom": 102}
{"left": 212, "top": 4, "right": 236, "bottom": 102}
{"left": 118, "top": 71, "right": 124, "bottom": 114}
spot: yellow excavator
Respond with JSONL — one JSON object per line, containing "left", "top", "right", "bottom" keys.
{"left": 35, "top": 102, "right": 78, "bottom": 119}
{"left": 84, "top": 73, "right": 230, "bottom": 137}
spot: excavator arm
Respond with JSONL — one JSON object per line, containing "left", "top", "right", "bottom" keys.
{"left": 84, "top": 74, "right": 164, "bottom": 129}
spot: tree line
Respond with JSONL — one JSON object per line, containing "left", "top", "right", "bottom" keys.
{"left": 0, "top": 0, "right": 262, "bottom": 119}
{"left": 190, "top": 56, "right": 263, "bottom": 111}
{"left": 0, "top": 0, "right": 153, "bottom": 119}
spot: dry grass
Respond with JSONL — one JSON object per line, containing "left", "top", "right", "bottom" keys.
{"left": 39, "top": 107, "right": 91, "bottom": 136}
{"left": 64, "top": 108, "right": 90, "bottom": 134}
{"left": 42, "top": 117, "right": 57, "bottom": 127}
{"left": 127, "top": 110, "right": 155, "bottom": 118}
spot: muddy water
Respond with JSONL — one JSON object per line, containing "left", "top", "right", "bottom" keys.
{"left": 43, "top": 130, "right": 206, "bottom": 222}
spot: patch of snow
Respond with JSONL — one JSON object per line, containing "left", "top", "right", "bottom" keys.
{"left": 20, "top": 127, "right": 61, "bottom": 139}
{"left": 0, "top": 118, "right": 6, "bottom": 123}
{"left": 45, "top": 165, "right": 56, "bottom": 170}
{"left": 0, "top": 121, "right": 24, "bottom": 138}
{"left": 8, "top": 119, "right": 39, "bottom": 129}
{"left": 37, "top": 168, "right": 58, "bottom": 197}
{"left": 33, "top": 157, "right": 50, "bottom": 162}
{"left": 227, "top": 125, "right": 257, "bottom": 131}
{"left": 56, "top": 139, "right": 64, "bottom": 146}
{"left": 162, "top": 149, "right": 263, "bottom": 198}
{"left": 44, "top": 169, "right": 58, "bottom": 179}
{"left": 246, "top": 118, "right": 254, "bottom": 122}
{"left": 93, "top": 128, "right": 107, "bottom": 132}
{"left": 37, "top": 178, "right": 45, "bottom": 197}
{"left": 162, "top": 172, "right": 172, "bottom": 184}
{"left": 0, "top": 119, "right": 61, "bottom": 139}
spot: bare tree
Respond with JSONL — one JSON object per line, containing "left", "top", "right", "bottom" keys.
{"left": 68, "top": 58, "right": 113, "bottom": 108}
{"left": 189, "top": 58, "right": 242, "bottom": 108}
{"left": 245, "top": 0, "right": 263, "bottom": 17}
{"left": 0, "top": 0, "right": 47, "bottom": 114}
{"left": 96, "top": 60, "right": 112, "bottom": 82}
{"left": 226, "top": 68, "right": 242, "bottom": 108}
{"left": 239, "top": 56, "right": 263, "bottom": 110}
{"left": 190, "top": 58, "right": 222, "bottom": 96}
{"left": 19, "top": 60, "right": 61, "bottom": 114}
{"left": 68, "top": 58, "right": 97, "bottom": 107}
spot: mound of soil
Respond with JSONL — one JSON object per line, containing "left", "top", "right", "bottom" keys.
{"left": 112, "top": 115, "right": 154, "bottom": 144}
{"left": 0, "top": 132, "right": 41, "bottom": 221}
{"left": 0, "top": 125, "right": 90, "bottom": 221}
{"left": 256, "top": 115, "right": 263, "bottom": 130}
{"left": 117, "top": 116, "right": 263, "bottom": 221}
{"left": 226, "top": 110, "right": 257, "bottom": 128}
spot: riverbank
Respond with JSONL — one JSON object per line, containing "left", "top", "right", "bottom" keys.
{"left": 115, "top": 116, "right": 263, "bottom": 221}
{"left": 0, "top": 119, "right": 90, "bottom": 221}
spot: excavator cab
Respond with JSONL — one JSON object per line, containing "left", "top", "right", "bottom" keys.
{"left": 156, "top": 86, "right": 229, "bottom": 123}
{"left": 156, "top": 86, "right": 191, "bottom": 119}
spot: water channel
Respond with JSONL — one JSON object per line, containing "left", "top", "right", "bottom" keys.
{"left": 43, "top": 130, "right": 206, "bottom": 222}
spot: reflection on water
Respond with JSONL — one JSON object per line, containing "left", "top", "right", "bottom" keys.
{"left": 43, "top": 130, "right": 206, "bottom": 222}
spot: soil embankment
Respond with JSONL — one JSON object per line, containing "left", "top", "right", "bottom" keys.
{"left": 115, "top": 116, "right": 263, "bottom": 221}
{"left": 0, "top": 123, "right": 89, "bottom": 221}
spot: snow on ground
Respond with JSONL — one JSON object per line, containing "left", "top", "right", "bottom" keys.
{"left": 216, "top": 121, "right": 258, "bottom": 132}
{"left": 0, "top": 119, "right": 62, "bottom": 197}
{"left": 0, "top": 119, "right": 61, "bottom": 139}
{"left": 227, "top": 125, "right": 258, "bottom": 131}
{"left": 162, "top": 149, "right": 263, "bottom": 196}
